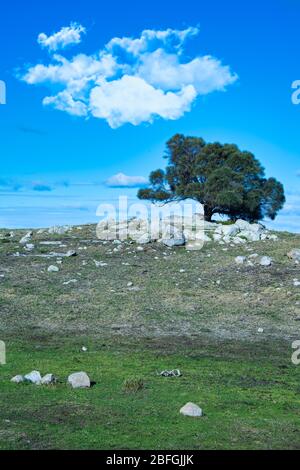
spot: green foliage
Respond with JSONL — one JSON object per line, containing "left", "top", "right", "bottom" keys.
{"left": 138, "top": 134, "right": 285, "bottom": 221}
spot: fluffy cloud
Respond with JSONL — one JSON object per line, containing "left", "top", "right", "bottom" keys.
{"left": 90, "top": 76, "right": 196, "bottom": 128}
{"left": 38, "top": 23, "right": 86, "bottom": 51}
{"left": 105, "top": 173, "right": 148, "bottom": 188}
{"left": 21, "top": 26, "right": 238, "bottom": 128}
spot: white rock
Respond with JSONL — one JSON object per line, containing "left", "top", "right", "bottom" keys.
{"left": 63, "top": 279, "right": 77, "bottom": 285}
{"left": 213, "top": 233, "right": 222, "bottom": 242}
{"left": 24, "top": 371, "right": 42, "bottom": 385}
{"left": 94, "top": 260, "right": 108, "bottom": 267}
{"left": 41, "top": 374, "right": 56, "bottom": 385}
{"left": 233, "top": 237, "right": 246, "bottom": 245}
{"left": 48, "top": 265, "right": 59, "bottom": 273}
{"left": 66, "top": 250, "right": 77, "bottom": 257}
{"left": 11, "top": 375, "right": 24, "bottom": 384}
{"left": 268, "top": 234, "right": 278, "bottom": 241}
{"left": 235, "top": 256, "right": 246, "bottom": 265}
{"left": 136, "top": 234, "right": 152, "bottom": 244}
{"left": 258, "top": 328, "right": 264, "bottom": 333}
{"left": 161, "top": 237, "right": 185, "bottom": 248}
{"left": 235, "top": 219, "right": 251, "bottom": 231}
{"left": 67, "top": 372, "right": 90, "bottom": 389}
{"left": 48, "top": 225, "right": 71, "bottom": 235}
{"left": 20, "top": 232, "right": 33, "bottom": 245}
{"left": 287, "top": 249, "right": 300, "bottom": 262}
{"left": 260, "top": 256, "right": 272, "bottom": 267}
{"left": 180, "top": 402, "right": 203, "bottom": 417}
{"left": 239, "top": 230, "right": 260, "bottom": 242}
{"left": 222, "top": 224, "right": 240, "bottom": 237}
{"left": 25, "top": 243, "right": 35, "bottom": 252}
{"left": 82, "top": 347, "right": 88, "bottom": 352}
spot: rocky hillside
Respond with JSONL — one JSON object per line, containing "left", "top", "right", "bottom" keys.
{"left": 0, "top": 221, "right": 299, "bottom": 343}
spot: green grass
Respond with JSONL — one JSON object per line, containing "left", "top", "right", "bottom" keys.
{"left": 0, "top": 225, "right": 300, "bottom": 449}
{"left": 0, "top": 337, "right": 300, "bottom": 450}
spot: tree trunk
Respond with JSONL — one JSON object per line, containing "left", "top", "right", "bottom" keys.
{"left": 204, "top": 206, "right": 213, "bottom": 222}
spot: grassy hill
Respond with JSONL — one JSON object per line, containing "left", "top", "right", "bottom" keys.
{"left": 0, "top": 225, "right": 299, "bottom": 449}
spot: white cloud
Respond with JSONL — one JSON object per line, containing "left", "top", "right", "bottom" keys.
{"left": 90, "top": 76, "right": 196, "bottom": 128}
{"left": 106, "top": 26, "right": 199, "bottom": 56}
{"left": 38, "top": 23, "right": 86, "bottom": 52}
{"left": 105, "top": 173, "right": 148, "bottom": 188}
{"left": 21, "top": 25, "right": 238, "bottom": 128}
{"left": 138, "top": 50, "right": 237, "bottom": 93}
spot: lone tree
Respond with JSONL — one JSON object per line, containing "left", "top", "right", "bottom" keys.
{"left": 138, "top": 134, "right": 285, "bottom": 222}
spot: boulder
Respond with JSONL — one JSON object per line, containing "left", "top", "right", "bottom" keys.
{"left": 235, "top": 219, "right": 251, "bottom": 231}
{"left": 66, "top": 250, "right": 77, "bottom": 257}
{"left": 180, "top": 402, "right": 203, "bottom": 417}
{"left": 24, "top": 371, "right": 42, "bottom": 385}
{"left": 136, "top": 234, "right": 152, "bottom": 245}
{"left": 41, "top": 374, "right": 57, "bottom": 385}
{"left": 260, "top": 256, "right": 272, "bottom": 267}
{"left": 162, "top": 237, "right": 185, "bottom": 248}
{"left": 239, "top": 230, "right": 260, "bottom": 242}
{"left": 287, "top": 249, "right": 300, "bottom": 262}
{"left": 221, "top": 224, "right": 240, "bottom": 237}
{"left": 48, "top": 226, "right": 71, "bottom": 235}
{"left": 20, "top": 232, "right": 33, "bottom": 245}
{"left": 235, "top": 256, "right": 246, "bottom": 265}
{"left": 48, "top": 265, "right": 59, "bottom": 273}
{"left": 68, "top": 372, "right": 91, "bottom": 389}
{"left": 11, "top": 375, "right": 24, "bottom": 384}
{"left": 24, "top": 244, "right": 35, "bottom": 252}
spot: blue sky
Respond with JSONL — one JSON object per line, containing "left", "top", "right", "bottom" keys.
{"left": 0, "top": 0, "right": 299, "bottom": 231}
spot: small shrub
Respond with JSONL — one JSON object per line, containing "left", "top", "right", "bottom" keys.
{"left": 122, "top": 376, "right": 145, "bottom": 394}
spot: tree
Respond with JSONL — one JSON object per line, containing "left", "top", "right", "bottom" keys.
{"left": 138, "top": 134, "right": 285, "bottom": 222}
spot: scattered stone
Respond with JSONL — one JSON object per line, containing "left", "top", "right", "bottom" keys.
{"left": 235, "top": 256, "right": 246, "bottom": 265}
{"left": 20, "top": 232, "right": 33, "bottom": 245}
{"left": 66, "top": 250, "right": 77, "bottom": 257}
{"left": 41, "top": 374, "right": 56, "bottom": 385}
{"left": 160, "top": 369, "right": 182, "bottom": 377}
{"left": 48, "top": 226, "right": 71, "bottom": 235}
{"left": 180, "top": 402, "right": 203, "bottom": 417}
{"left": 162, "top": 237, "right": 185, "bottom": 248}
{"left": 94, "top": 260, "right": 108, "bottom": 267}
{"left": 48, "top": 265, "right": 59, "bottom": 273}
{"left": 63, "top": 279, "right": 77, "bottom": 286}
{"left": 67, "top": 372, "right": 91, "bottom": 389}
{"left": 260, "top": 256, "right": 272, "bottom": 267}
{"left": 137, "top": 234, "right": 151, "bottom": 245}
{"left": 287, "top": 249, "right": 300, "bottom": 262}
{"left": 11, "top": 375, "right": 24, "bottom": 384}
{"left": 24, "top": 244, "right": 35, "bottom": 252}
{"left": 24, "top": 371, "right": 42, "bottom": 385}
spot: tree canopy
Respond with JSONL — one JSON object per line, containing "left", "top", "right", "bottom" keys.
{"left": 138, "top": 134, "right": 285, "bottom": 222}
